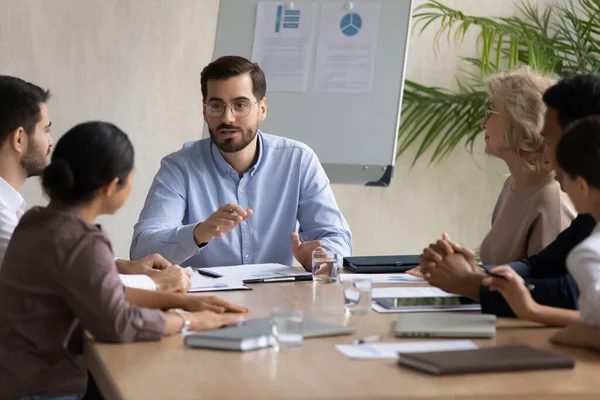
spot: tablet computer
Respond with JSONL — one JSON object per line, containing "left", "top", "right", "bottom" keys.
{"left": 374, "top": 296, "right": 481, "bottom": 312}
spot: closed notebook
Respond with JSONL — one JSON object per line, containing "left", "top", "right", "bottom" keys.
{"left": 397, "top": 345, "right": 574, "bottom": 375}
{"left": 343, "top": 255, "right": 420, "bottom": 273}
{"left": 184, "top": 318, "right": 355, "bottom": 352}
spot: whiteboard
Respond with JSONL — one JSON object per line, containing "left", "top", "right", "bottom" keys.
{"left": 207, "top": 0, "right": 413, "bottom": 186}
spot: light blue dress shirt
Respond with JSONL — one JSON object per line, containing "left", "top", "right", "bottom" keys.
{"left": 130, "top": 132, "right": 352, "bottom": 267}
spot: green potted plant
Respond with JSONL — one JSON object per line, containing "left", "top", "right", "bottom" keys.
{"left": 398, "top": 0, "right": 600, "bottom": 165}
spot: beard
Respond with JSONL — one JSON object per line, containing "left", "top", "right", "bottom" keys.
{"left": 208, "top": 123, "right": 258, "bottom": 153}
{"left": 20, "top": 139, "right": 49, "bottom": 177}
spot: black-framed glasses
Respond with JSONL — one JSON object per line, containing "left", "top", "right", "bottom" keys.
{"left": 204, "top": 99, "right": 259, "bottom": 118}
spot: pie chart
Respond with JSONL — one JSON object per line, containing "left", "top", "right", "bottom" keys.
{"left": 340, "top": 12, "right": 362, "bottom": 37}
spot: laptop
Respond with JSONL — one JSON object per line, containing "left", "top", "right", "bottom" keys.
{"left": 394, "top": 313, "right": 496, "bottom": 338}
{"left": 343, "top": 255, "right": 420, "bottom": 273}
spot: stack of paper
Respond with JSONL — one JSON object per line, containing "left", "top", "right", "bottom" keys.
{"left": 185, "top": 267, "right": 249, "bottom": 293}
{"left": 200, "top": 263, "right": 311, "bottom": 283}
{"left": 371, "top": 287, "right": 458, "bottom": 299}
{"left": 339, "top": 273, "right": 425, "bottom": 284}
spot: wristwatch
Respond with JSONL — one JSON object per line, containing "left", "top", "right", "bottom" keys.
{"left": 171, "top": 309, "right": 191, "bottom": 334}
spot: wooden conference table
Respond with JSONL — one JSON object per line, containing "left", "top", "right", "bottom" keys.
{"left": 85, "top": 279, "right": 600, "bottom": 400}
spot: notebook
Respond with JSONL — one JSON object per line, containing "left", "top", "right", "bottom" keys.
{"left": 184, "top": 318, "right": 355, "bottom": 351}
{"left": 394, "top": 313, "right": 496, "bottom": 338}
{"left": 343, "top": 255, "right": 420, "bottom": 273}
{"left": 397, "top": 345, "right": 574, "bottom": 375}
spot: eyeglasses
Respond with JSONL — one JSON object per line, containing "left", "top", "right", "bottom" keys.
{"left": 483, "top": 108, "right": 500, "bottom": 121}
{"left": 204, "top": 99, "right": 259, "bottom": 118}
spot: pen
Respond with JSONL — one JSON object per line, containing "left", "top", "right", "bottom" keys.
{"left": 483, "top": 269, "right": 535, "bottom": 291}
{"left": 352, "top": 334, "right": 382, "bottom": 345}
{"left": 196, "top": 269, "right": 222, "bottom": 278}
{"left": 244, "top": 275, "right": 313, "bottom": 284}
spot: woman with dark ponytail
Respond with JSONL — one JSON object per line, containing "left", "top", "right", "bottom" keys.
{"left": 0, "top": 122, "right": 247, "bottom": 400}
{"left": 42, "top": 121, "right": 136, "bottom": 207}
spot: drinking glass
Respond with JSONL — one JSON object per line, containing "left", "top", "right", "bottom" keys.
{"left": 271, "top": 308, "right": 303, "bottom": 350}
{"left": 312, "top": 249, "right": 340, "bottom": 284}
{"left": 342, "top": 279, "right": 372, "bottom": 315}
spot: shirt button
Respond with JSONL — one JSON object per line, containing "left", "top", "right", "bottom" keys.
{"left": 240, "top": 188, "right": 244, "bottom": 193}
{"left": 244, "top": 254, "right": 249, "bottom": 259}
{"left": 242, "top": 221, "right": 247, "bottom": 226}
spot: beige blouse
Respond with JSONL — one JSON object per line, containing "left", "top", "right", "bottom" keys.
{"left": 479, "top": 175, "right": 576, "bottom": 265}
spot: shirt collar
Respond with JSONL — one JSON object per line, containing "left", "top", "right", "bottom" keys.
{"left": 0, "top": 176, "right": 25, "bottom": 214}
{"left": 210, "top": 130, "right": 265, "bottom": 178}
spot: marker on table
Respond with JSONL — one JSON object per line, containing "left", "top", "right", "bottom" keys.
{"left": 352, "top": 334, "right": 382, "bottom": 345}
{"left": 483, "top": 269, "right": 535, "bottom": 291}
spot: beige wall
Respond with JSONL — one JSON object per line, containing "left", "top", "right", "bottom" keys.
{"left": 1, "top": 0, "right": 522, "bottom": 259}
{"left": 1, "top": 0, "right": 220, "bottom": 257}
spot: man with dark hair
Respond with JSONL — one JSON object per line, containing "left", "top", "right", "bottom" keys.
{"left": 0, "top": 76, "right": 53, "bottom": 262}
{"left": 131, "top": 56, "right": 352, "bottom": 269}
{"left": 0, "top": 75, "right": 191, "bottom": 293}
{"left": 416, "top": 74, "right": 600, "bottom": 317}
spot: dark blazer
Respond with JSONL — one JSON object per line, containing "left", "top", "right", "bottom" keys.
{"left": 480, "top": 214, "right": 596, "bottom": 317}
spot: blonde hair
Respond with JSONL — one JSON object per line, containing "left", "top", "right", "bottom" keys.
{"left": 486, "top": 66, "right": 557, "bottom": 171}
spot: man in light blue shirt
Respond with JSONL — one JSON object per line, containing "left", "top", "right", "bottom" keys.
{"left": 131, "top": 56, "right": 352, "bottom": 269}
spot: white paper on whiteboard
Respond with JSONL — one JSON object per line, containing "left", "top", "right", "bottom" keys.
{"left": 251, "top": 1, "right": 317, "bottom": 92}
{"left": 314, "top": 1, "right": 381, "bottom": 93}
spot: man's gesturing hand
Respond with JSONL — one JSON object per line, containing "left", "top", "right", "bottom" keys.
{"left": 193, "top": 203, "right": 253, "bottom": 245}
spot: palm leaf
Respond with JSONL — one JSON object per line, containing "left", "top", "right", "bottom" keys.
{"left": 399, "top": 0, "right": 600, "bottom": 164}
{"left": 397, "top": 81, "right": 487, "bottom": 165}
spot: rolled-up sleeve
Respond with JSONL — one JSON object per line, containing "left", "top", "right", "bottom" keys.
{"left": 297, "top": 150, "right": 352, "bottom": 257}
{"left": 58, "top": 234, "right": 165, "bottom": 343}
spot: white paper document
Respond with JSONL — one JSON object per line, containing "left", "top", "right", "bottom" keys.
{"left": 371, "top": 287, "right": 459, "bottom": 299}
{"left": 339, "top": 274, "right": 425, "bottom": 284}
{"left": 314, "top": 2, "right": 380, "bottom": 93}
{"left": 251, "top": 1, "right": 317, "bottom": 92}
{"left": 200, "top": 263, "right": 311, "bottom": 282}
{"left": 336, "top": 340, "right": 478, "bottom": 360}
{"left": 186, "top": 267, "right": 249, "bottom": 293}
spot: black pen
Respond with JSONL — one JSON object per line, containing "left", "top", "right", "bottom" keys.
{"left": 243, "top": 275, "right": 313, "bottom": 284}
{"left": 483, "top": 269, "right": 535, "bottom": 291}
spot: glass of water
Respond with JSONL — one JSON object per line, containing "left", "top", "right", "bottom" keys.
{"left": 312, "top": 249, "right": 340, "bottom": 284}
{"left": 343, "top": 279, "right": 372, "bottom": 315}
{"left": 271, "top": 308, "right": 303, "bottom": 350}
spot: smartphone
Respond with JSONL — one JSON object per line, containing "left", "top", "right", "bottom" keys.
{"left": 374, "top": 296, "right": 475, "bottom": 309}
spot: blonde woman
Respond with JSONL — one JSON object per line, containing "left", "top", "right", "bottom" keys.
{"left": 478, "top": 67, "right": 575, "bottom": 265}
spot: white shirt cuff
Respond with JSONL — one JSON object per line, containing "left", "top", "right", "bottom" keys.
{"left": 119, "top": 274, "right": 156, "bottom": 291}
